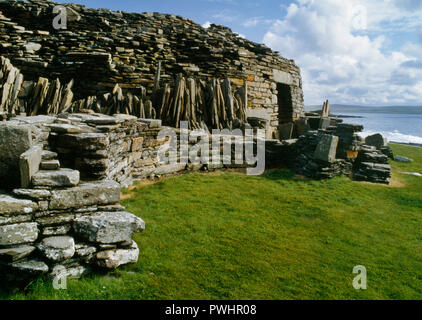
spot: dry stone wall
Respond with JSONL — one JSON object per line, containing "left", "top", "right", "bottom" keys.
{"left": 0, "top": 110, "right": 265, "bottom": 283}
{"left": 0, "top": 117, "right": 146, "bottom": 282}
{"left": 0, "top": 0, "right": 305, "bottom": 138}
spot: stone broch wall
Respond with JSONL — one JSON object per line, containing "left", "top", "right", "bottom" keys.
{"left": 0, "top": 0, "right": 305, "bottom": 139}
{"left": 0, "top": 114, "right": 155, "bottom": 281}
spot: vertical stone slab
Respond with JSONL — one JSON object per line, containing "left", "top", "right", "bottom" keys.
{"left": 314, "top": 134, "right": 339, "bottom": 163}
{"left": 0, "top": 123, "right": 32, "bottom": 188}
{"left": 19, "top": 145, "right": 43, "bottom": 188}
{"left": 278, "top": 122, "right": 294, "bottom": 140}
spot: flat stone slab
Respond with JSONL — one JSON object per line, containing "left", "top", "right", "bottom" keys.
{"left": 154, "top": 163, "right": 186, "bottom": 176}
{"left": 46, "top": 123, "right": 86, "bottom": 134}
{"left": 32, "top": 168, "right": 80, "bottom": 187}
{"left": 12, "top": 188, "right": 51, "bottom": 200}
{"left": 19, "top": 145, "right": 43, "bottom": 188}
{"left": 54, "top": 133, "right": 110, "bottom": 151}
{"left": 314, "top": 134, "right": 339, "bottom": 163}
{"left": 366, "top": 133, "right": 387, "bottom": 149}
{"left": 138, "top": 119, "right": 162, "bottom": 128}
{"left": 41, "top": 150, "right": 58, "bottom": 160}
{"left": 0, "top": 194, "right": 38, "bottom": 215}
{"left": 40, "top": 160, "right": 60, "bottom": 170}
{"left": 73, "top": 211, "right": 145, "bottom": 244}
{"left": 14, "top": 115, "right": 56, "bottom": 125}
{"left": 0, "top": 222, "right": 39, "bottom": 246}
{"left": 96, "top": 241, "right": 139, "bottom": 269}
{"left": 50, "top": 264, "right": 87, "bottom": 279}
{"left": 6, "top": 258, "right": 49, "bottom": 275}
{"left": 0, "top": 245, "right": 36, "bottom": 262}
{"left": 395, "top": 155, "right": 413, "bottom": 163}
{"left": 42, "top": 224, "right": 71, "bottom": 236}
{"left": 49, "top": 180, "right": 120, "bottom": 210}
{"left": 78, "top": 114, "right": 124, "bottom": 125}
{"left": 37, "top": 236, "right": 75, "bottom": 262}
{"left": 0, "top": 123, "right": 32, "bottom": 187}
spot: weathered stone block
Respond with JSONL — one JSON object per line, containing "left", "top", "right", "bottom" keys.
{"left": 131, "top": 137, "right": 144, "bottom": 152}
{"left": 96, "top": 241, "right": 139, "bottom": 269}
{"left": 0, "top": 222, "right": 39, "bottom": 246}
{"left": 138, "top": 119, "right": 162, "bottom": 128}
{"left": 40, "top": 160, "right": 60, "bottom": 170}
{"left": 0, "top": 123, "right": 32, "bottom": 187}
{"left": 41, "top": 150, "right": 58, "bottom": 160}
{"left": 37, "top": 236, "right": 75, "bottom": 262}
{"left": 54, "top": 133, "right": 109, "bottom": 151}
{"left": 365, "top": 133, "right": 387, "bottom": 150}
{"left": 0, "top": 194, "right": 38, "bottom": 215}
{"left": 19, "top": 145, "right": 43, "bottom": 188}
{"left": 278, "top": 122, "right": 294, "bottom": 140}
{"left": 0, "top": 245, "right": 36, "bottom": 262}
{"left": 49, "top": 180, "right": 120, "bottom": 210}
{"left": 319, "top": 118, "right": 331, "bottom": 130}
{"left": 0, "top": 214, "right": 33, "bottom": 226}
{"left": 42, "top": 225, "right": 71, "bottom": 236}
{"left": 395, "top": 155, "right": 413, "bottom": 163}
{"left": 36, "top": 213, "right": 75, "bottom": 227}
{"left": 50, "top": 264, "right": 87, "bottom": 279}
{"left": 5, "top": 259, "right": 49, "bottom": 275}
{"left": 73, "top": 211, "right": 145, "bottom": 244}
{"left": 314, "top": 135, "right": 339, "bottom": 163}
{"left": 32, "top": 169, "right": 80, "bottom": 187}
{"left": 154, "top": 163, "right": 186, "bottom": 176}
{"left": 12, "top": 188, "right": 51, "bottom": 200}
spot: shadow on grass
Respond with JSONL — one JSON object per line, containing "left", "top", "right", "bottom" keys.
{"left": 262, "top": 169, "right": 296, "bottom": 181}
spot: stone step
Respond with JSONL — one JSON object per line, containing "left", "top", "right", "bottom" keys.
{"left": 41, "top": 150, "right": 58, "bottom": 161}
{"left": 40, "top": 160, "right": 60, "bottom": 170}
{"left": 32, "top": 168, "right": 80, "bottom": 188}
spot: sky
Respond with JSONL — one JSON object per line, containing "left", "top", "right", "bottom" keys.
{"left": 56, "top": 0, "right": 422, "bottom": 107}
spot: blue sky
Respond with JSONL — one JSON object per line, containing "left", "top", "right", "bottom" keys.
{"left": 57, "top": 0, "right": 422, "bottom": 106}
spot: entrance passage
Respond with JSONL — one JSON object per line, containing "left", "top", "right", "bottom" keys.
{"left": 277, "top": 83, "right": 293, "bottom": 123}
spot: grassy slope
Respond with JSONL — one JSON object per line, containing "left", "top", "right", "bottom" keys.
{"left": 1, "top": 144, "right": 421, "bottom": 300}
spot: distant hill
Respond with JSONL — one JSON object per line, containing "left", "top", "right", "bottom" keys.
{"left": 305, "top": 104, "right": 422, "bottom": 115}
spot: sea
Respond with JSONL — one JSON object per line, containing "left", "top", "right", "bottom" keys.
{"left": 339, "top": 113, "right": 422, "bottom": 145}
{"left": 306, "top": 105, "right": 422, "bottom": 145}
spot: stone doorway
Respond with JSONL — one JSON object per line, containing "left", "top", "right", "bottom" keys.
{"left": 277, "top": 83, "right": 293, "bottom": 124}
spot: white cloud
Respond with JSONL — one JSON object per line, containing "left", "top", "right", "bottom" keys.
{"left": 263, "top": 0, "right": 422, "bottom": 106}
{"left": 202, "top": 21, "right": 211, "bottom": 29}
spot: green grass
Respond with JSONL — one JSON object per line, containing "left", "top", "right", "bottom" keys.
{"left": 1, "top": 144, "right": 422, "bottom": 300}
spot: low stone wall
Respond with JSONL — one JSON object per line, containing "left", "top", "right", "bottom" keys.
{"left": 0, "top": 111, "right": 266, "bottom": 283}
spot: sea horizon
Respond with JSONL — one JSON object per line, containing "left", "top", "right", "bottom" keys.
{"left": 305, "top": 104, "right": 422, "bottom": 145}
